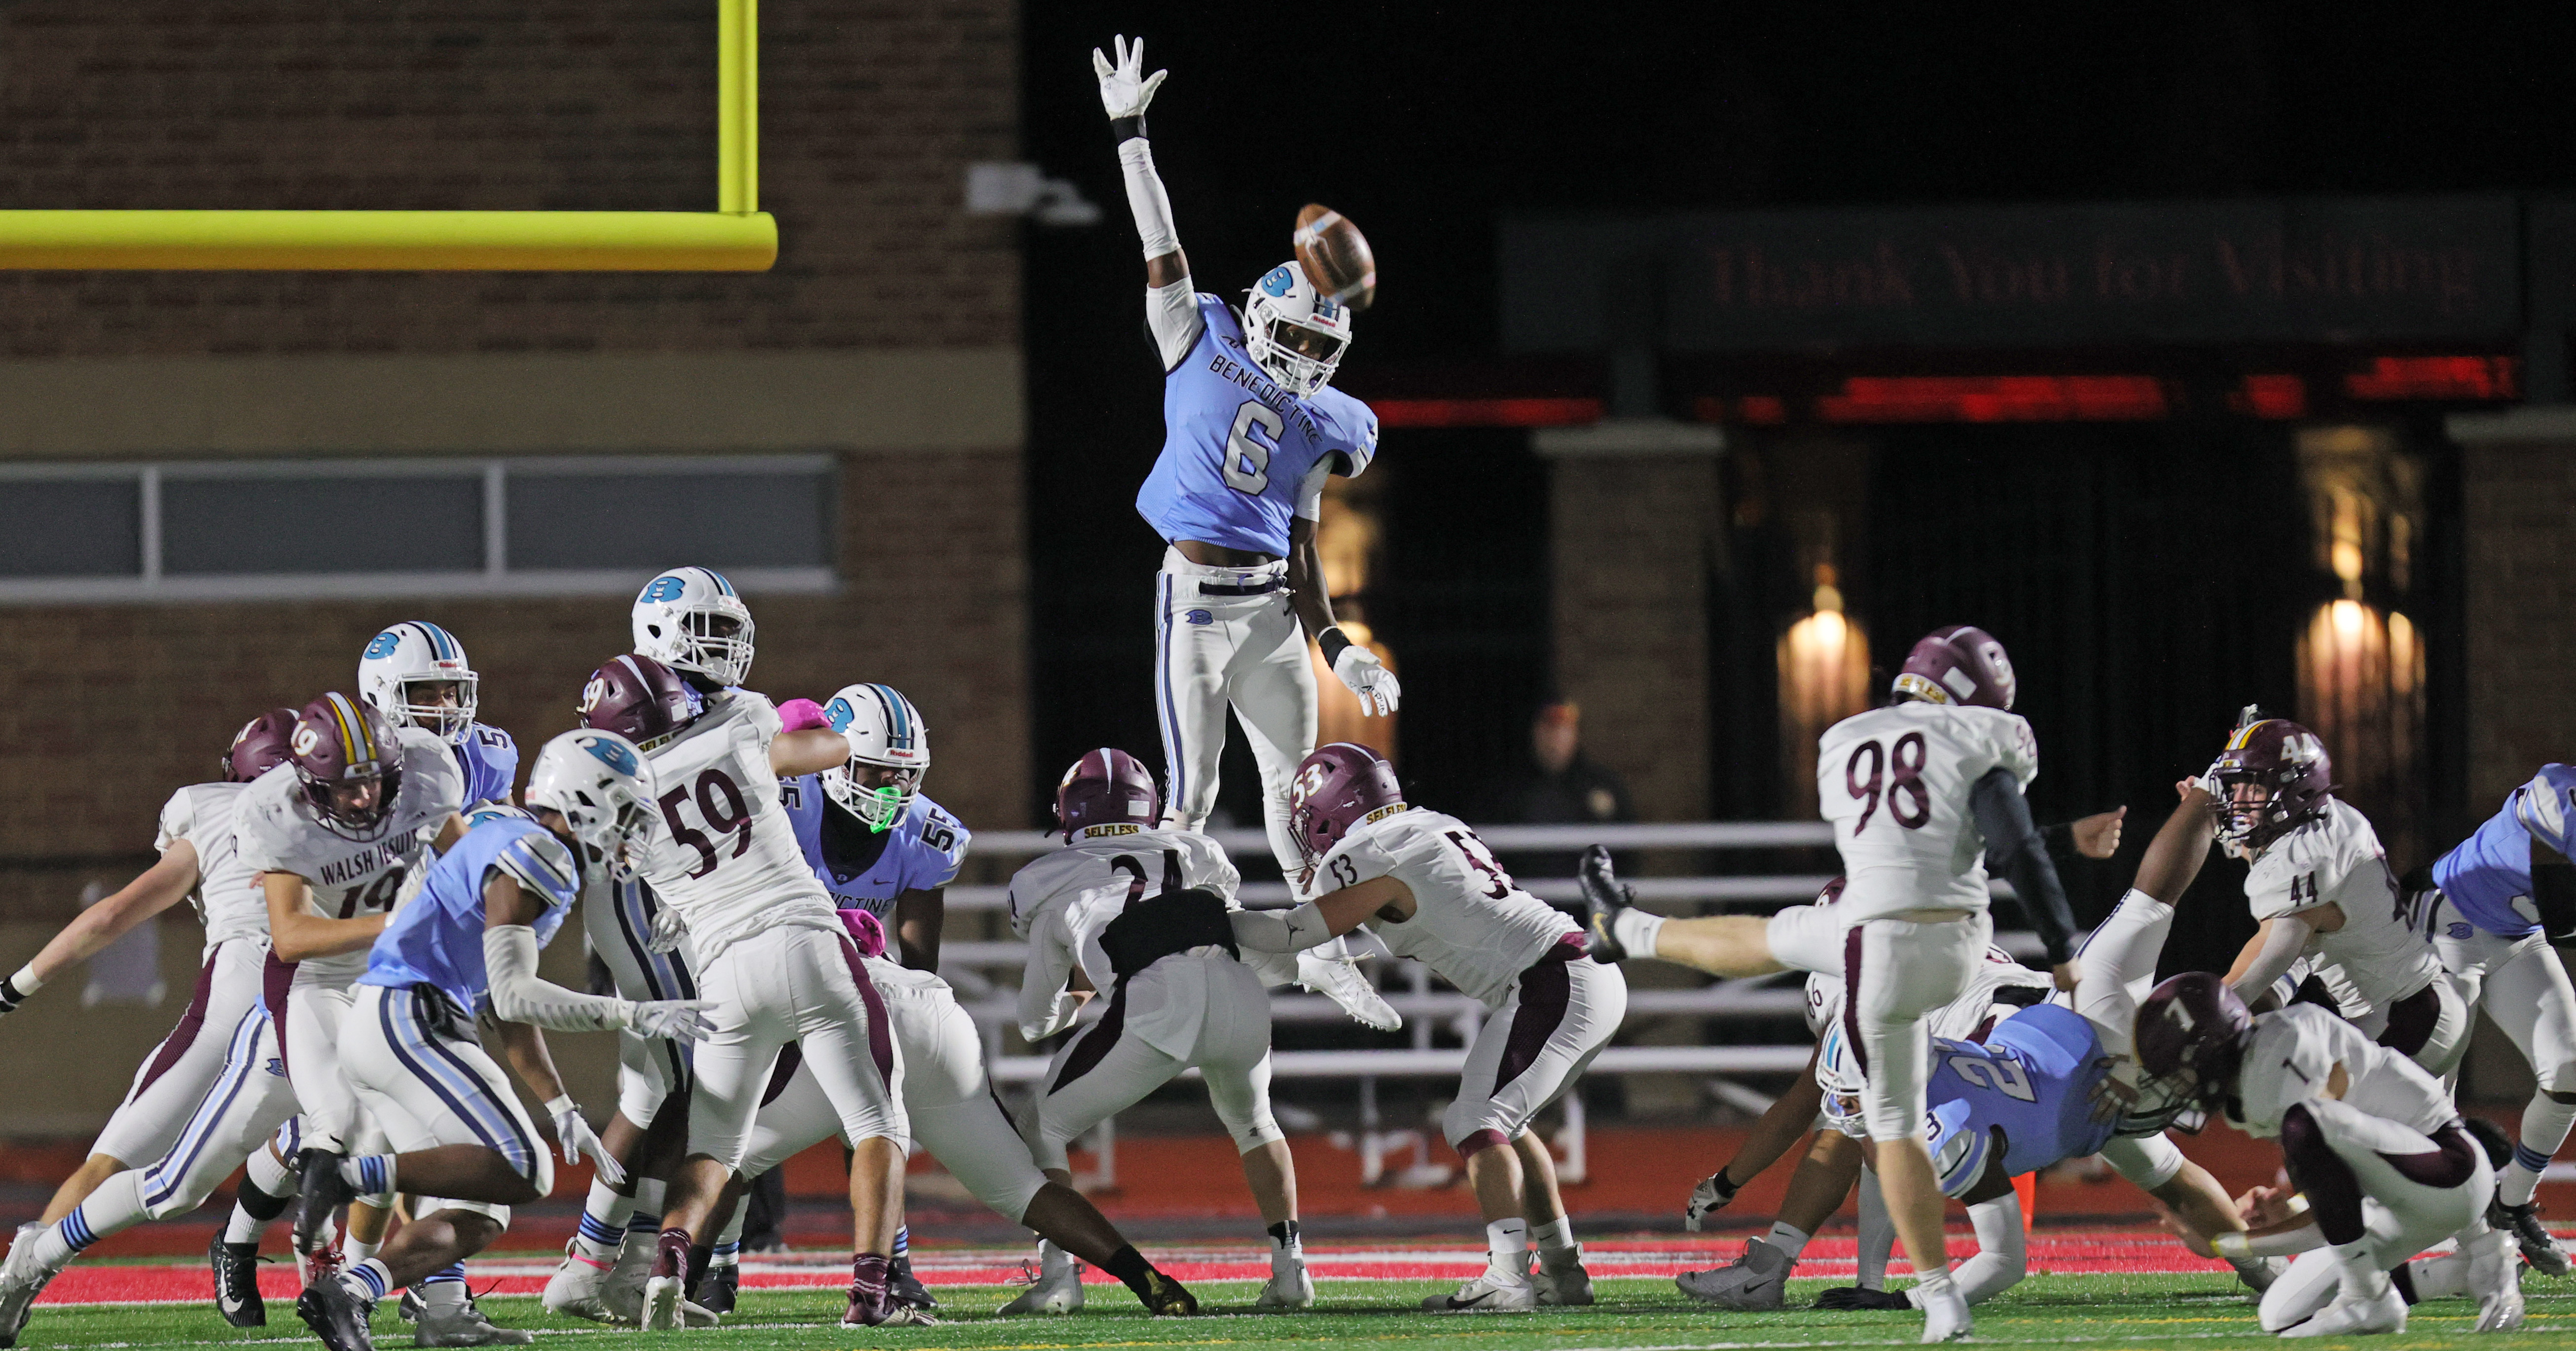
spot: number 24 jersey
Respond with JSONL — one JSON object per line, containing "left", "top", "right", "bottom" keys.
{"left": 632, "top": 689, "right": 837, "bottom": 961}
{"left": 1817, "top": 701, "right": 2038, "bottom": 922}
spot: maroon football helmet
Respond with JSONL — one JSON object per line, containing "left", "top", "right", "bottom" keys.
{"left": 1891, "top": 625, "right": 2017, "bottom": 711}
{"left": 1287, "top": 742, "right": 1406, "bottom": 864}
{"left": 224, "top": 708, "right": 300, "bottom": 783}
{"left": 1054, "top": 748, "right": 1162, "bottom": 842}
{"left": 2132, "top": 971, "right": 2250, "bottom": 1131}
{"left": 290, "top": 693, "right": 405, "bottom": 841}
{"left": 578, "top": 654, "right": 697, "bottom": 750}
{"left": 2210, "top": 711, "right": 2334, "bottom": 850}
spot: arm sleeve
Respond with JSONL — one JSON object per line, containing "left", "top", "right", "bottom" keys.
{"left": 1147, "top": 281, "right": 1203, "bottom": 372}
{"left": 1969, "top": 767, "right": 2080, "bottom": 965}
{"left": 1293, "top": 456, "right": 1336, "bottom": 523}
{"left": 483, "top": 925, "right": 637, "bottom": 1032}
{"left": 2227, "top": 914, "right": 2315, "bottom": 1005}
{"left": 1228, "top": 902, "right": 1338, "bottom": 954}
{"left": 1942, "top": 1194, "right": 2028, "bottom": 1306}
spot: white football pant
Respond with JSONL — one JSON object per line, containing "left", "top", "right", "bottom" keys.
{"left": 1033, "top": 952, "right": 1280, "bottom": 1170}
{"left": 688, "top": 926, "right": 905, "bottom": 1171}
{"left": 1841, "top": 911, "right": 1990, "bottom": 1140}
{"left": 740, "top": 960, "right": 1046, "bottom": 1223}
{"left": 1445, "top": 945, "right": 1625, "bottom": 1153}
{"left": 586, "top": 879, "right": 698, "bottom": 1128}
{"left": 91, "top": 938, "right": 271, "bottom": 1166}
{"left": 2440, "top": 924, "right": 2576, "bottom": 1095}
{"left": 1155, "top": 548, "right": 1315, "bottom": 874}
{"left": 341, "top": 985, "right": 552, "bottom": 1224}
{"left": 2258, "top": 1102, "right": 2493, "bottom": 1332}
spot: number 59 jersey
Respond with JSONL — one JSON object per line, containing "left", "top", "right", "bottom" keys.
{"left": 1314, "top": 806, "right": 1579, "bottom": 1009}
{"left": 1816, "top": 701, "right": 2038, "bottom": 922}
{"left": 1134, "top": 295, "right": 1378, "bottom": 559}
{"left": 631, "top": 689, "right": 837, "bottom": 962}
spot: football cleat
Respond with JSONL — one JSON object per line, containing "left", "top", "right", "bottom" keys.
{"left": 1138, "top": 1270, "right": 1199, "bottom": 1316}
{"left": 1677, "top": 1238, "right": 1790, "bottom": 1310}
{"left": 2489, "top": 1198, "right": 2572, "bottom": 1278}
{"left": 1683, "top": 1171, "right": 1741, "bottom": 1231}
{"left": 1424, "top": 1271, "right": 1537, "bottom": 1312}
{"left": 1534, "top": 1247, "right": 1593, "bottom": 1307}
{"left": 210, "top": 1231, "right": 266, "bottom": 1327}
{"left": 1578, "top": 845, "right": 1633, "bottom": 963}
{"left": 297, "top": 1278, "right": 377, "bottom": 1351}
{"left": 541, "top": 1243, "right": 618, "bottom": 1323}
{"left": 294, "top": 1151, "right": 359, "bottom": 1257}
{"left": 1257, "top": 1255, "right": 1315, "bottom": 1309}
{"left": 2469, "top": 1227, "right": 2527, "bottom": 1333}
{"left": 2281, "top": 1280, "right": 2406, "bottom": 1338}
{"left": 692, "top": 1260, "right": 740, "bottom": 1316}
{"left": 412, "top": 1299, "right": 533, "bottom": 1347}
{"left": 1917, "top": 1280, "right": 1973, "bottom": 1343}
{"left": 996, "top": 1261, "right": 1085, "bottom": 1316}
{"left": 1816, "top": 1285, "right": 1913, "bottom": 1311}
{"left": 1299, "top": 948, "right": 1401, "bottom": 1031}
{"left": 889, "top": 1252, "right": 937, "bottom": 1310}
{"left": 0, "top": 1223, "right": 53, "bottom": 1349}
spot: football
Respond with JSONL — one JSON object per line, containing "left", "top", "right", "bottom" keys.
{"left": 1293, "top": 203, "right": 1377, "bottom": 312}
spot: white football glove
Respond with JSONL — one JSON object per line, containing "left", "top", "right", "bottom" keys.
{"left": 1333, "top": 643, "right": 1401, "bottom": 716}
{"left": 1090, "top": 34, "right": 1167, "bottom": 123}
{"left": 629, "top": 997, "right": 717, "bottom": 1046}
{"left": 545, "top": 1095, "right": 625, "bottom": 1187}
{"left": 1684, "top": 1171, "right": 1741, "bottom": 1231}
{"left": 645, "top": 903, "right": 689, "bottom": 955}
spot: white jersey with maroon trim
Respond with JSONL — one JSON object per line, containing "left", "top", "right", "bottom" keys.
{"left": 234, "top": 727, "right": 464, "bottom": 983}
{"left": 1007, "top": 825, "right": 1239, "bottom": 990}
{"left": 2245, "top": 797, "right": 2440, "bottom": 1011}
{"left": 1314, "top": 806, "right": 1578, "bottom": 1008}
{"left": 156, "top": 781, "right": 266, "bottom": 950}
{"left": 2231, "top": 1003, "right": 2452, "bottom": 1140}
{"left": 630, "top": 689, "right": 838, "bottom": 963}
{"left": 1817, "top": 702, "right": 2038, "bottom": 922}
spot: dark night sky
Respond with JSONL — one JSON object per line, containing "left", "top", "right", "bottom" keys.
{"left": 1025, "top": 2, "right": 2576, "bottom": 366}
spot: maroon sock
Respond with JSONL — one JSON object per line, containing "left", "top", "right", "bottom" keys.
{"left": 847, "top": 1253, "right": 893, "bottom": 1325}
{"left": 653, "top": 1228, "right": 695, "bottom": 1284}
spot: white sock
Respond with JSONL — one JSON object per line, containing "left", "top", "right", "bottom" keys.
{"left": 2505, "top": 1093, "right": 2576, "bottom": 1207}
{"left": 1485, "top": 1218, "right": 1530, "bottom": 1281}
{"left": 36, "top": 1171, "right": 145, "bottom": 1271}
{"left": 1610, "top": 908, "right": 1666, "bottom": 957}
{"left": 420, "top": 1273, "right": 469, "bottom": 1312}
{"left": 631, "top": 1178, "right": 668, "bottom": 1231}
{"left": 575, "top": 1177, "right": 634, "bottom": 1262}
{"left": 1915, "top": 1263, "right": 1957, "bottom": 1295}
{"left": 1530, "top": 1216, "right": 1576, "bottom": 1255}
{"left": 1037, "top": 1238, "right": 1072, "bottom": 1280}
{"left": 348, "top": 1237, "right": 381, "bottom": 1265}
{"left": 1269, "top": 1219, "right": 1303, "bottom": 1263}
{"left": 1764, "top": 1222, "right": 1812, "bottom": 1263}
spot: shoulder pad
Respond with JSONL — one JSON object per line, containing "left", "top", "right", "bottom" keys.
{"left": 494, "top": 827, "right": 582, "bottom": 908}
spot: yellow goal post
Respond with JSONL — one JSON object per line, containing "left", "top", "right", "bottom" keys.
{"left": 0, "top": 0, "right": 774, "bottom": 271}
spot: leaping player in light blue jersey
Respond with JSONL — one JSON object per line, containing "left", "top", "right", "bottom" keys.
{"left": 360, "top": 621, "right": 519, "bottom": 809}
{"left": 1096, "top": 34, "right": 1399, "bottom": 879}
{"left": 2420, "top": 764, "right": 2576, "bottom": 1274}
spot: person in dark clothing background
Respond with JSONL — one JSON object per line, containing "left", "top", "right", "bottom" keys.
{"left": 1487, "top": 699, "right": 1635, "bottom": 879}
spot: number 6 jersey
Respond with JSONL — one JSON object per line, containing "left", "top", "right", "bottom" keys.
{"left": 631, "top": 689, "right": 839, "bottom": 962}
{"left": 1310, "top": 805, "right": 1578, "bottom": 1009}
{"left": 1816, "top": 701, "right": 2039, "bottom": 922}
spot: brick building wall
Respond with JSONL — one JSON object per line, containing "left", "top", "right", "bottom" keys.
{"left": 2453, "top": 423, "right": 2576, "bottom": 808}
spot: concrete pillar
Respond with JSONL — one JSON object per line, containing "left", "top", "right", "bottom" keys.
{"left": 2447, "top": 408, "right": 2576, "bottom": 808}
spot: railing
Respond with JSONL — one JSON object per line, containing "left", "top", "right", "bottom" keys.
{"left": 939, "top": 820, "right": 2047, "bottom": 1187}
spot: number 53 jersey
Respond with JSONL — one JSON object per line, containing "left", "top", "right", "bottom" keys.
{"left": 632, "top": 689, "right": 838, "bottom": 961}
{"left": 1314, "top": 806, "right": 1579, "bottom": 1009}
{"left": 1817, "top": 702, "right": 2038, "bottom": 922}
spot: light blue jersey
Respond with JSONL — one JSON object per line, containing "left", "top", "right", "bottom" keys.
{"left": 1925, "top": 1004, "right": 2118, "bottom": 1198}
{"left": 2432, "top": 764, "right": 2576, "bottom": 939}
{"left": 1134, "top": 294, "right": 1378, "bottom": 557}
{"left": 456, "top": 722, "right": 519, "bottom": 809}
{"left": 781, "top": 776, "right": 968, "bottom": 922}
{"left": 361, "top": 809, "right": 581, "bottom": 1012}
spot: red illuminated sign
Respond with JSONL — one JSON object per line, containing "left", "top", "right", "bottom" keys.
{"left": 2343, "top": 356, "right": 2518, "bottom": 401}
{"left": 1368, "top": 397, "right": 1603, "bottom": 428}
{"left": 1814, "top": 375, "right": 2167, "bottom": 424}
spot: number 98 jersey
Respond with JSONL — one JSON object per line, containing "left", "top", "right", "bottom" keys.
{"left": 1816, "top": 702, "right": 2038, "bottom": 922}
{"left": 630, "top": 689, "right": 837, "bottom": 961}
{"left": 1311, "top": 806, "right": 1579, "bottom": 1009}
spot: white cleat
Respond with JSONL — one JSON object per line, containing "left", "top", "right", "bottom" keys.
{"left": 1299, "top": 950, "right": 1402, "bottom": 1031}
{"left": 639, "top": 1274, "right": 684, "bottom": 1332}
{"left": 1423, "top": 1271, "right": 1537, "bottom": 1312}
{"left": 1918, "top": 1281, "right": 1973, "bottom": 1344}
{"left": 412, "top": 1301, "right": 534, "bottom": 1347}
{"left": 598, "top": 1238, "right": 655, "bottom": 1325}
{"left": 1535, "top": 1247, "right": 1594, "bottom": 1307}
{"left": 997, "top": 1263, "right": 1085, "bottom": 1316}
{"left": 2281, "top": 1282, "right": 2406, "bottom": 1338}
{"left": 1675, "top": 1238, "right": 1789, "bottom": 1310}
{"left": 0, "top": 1223, "right": 55, "bottom": 1349}
{"left": 2469, "top": 1229, "right": 2526, "bottom": 1333}
{"left": 541, "top": 1245, "right": 619, "bottom": 1324}
{"left": 1257, "top": 1256, "right": 1315, "bottom": 1309}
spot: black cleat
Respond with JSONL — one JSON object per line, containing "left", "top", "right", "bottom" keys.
{"left": 292, "top": 1150, "right": 357, "bottom": 1258}
{"left": 209, "top": 1231, "right": 265, "bottom": 1327}
{"left": 890, "top": 1253, "right": 937, "bottom": 1310}
{"left": 296, "top": 1277, "right": 376, "bottom": 1351}
{"left": 692, "top": 1261, "right": 739, "bottom": 1315}
{"left": 1815, "top": 1285, "right": 1914, "bottom": 1311}
{"left": 1578, "top": 844, "right": 1633, "bottom": 963}
{"left": 2492, "top": 1198, "right": 2574, "bottom": 1277}
{"left": 1139, "top": 1270, "right": 1198, "bottom": 1316}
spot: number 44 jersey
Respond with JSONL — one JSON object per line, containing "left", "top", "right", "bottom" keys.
{"left": 1817, "top": 701, "right": 2039, "bottom": 923}
{"left": 1311, "top": 806, "right": 1579, "bottom": 1009}
{"left": 631, "top": 689, "right": 838, "bottom": 961}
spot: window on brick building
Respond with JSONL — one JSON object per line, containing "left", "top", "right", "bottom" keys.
{"left": 0, "top": 456, "right": 835, "bottom": 602}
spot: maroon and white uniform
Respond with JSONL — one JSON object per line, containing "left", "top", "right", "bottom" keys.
{"left": 1310, "top": 806, "right": 1625, "bottom": 1154}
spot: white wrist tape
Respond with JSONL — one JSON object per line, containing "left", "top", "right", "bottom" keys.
{"left": 543, "top": 1094, "right": 577, "bottom": 1118}
{"left": 10, "top": 963, "right": 42, "bottom": 995}
{"left": 1118, "top": 138, "right": 1179, "bottom": 260}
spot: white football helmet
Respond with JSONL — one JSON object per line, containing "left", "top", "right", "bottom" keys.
{"left": 1242, "top": 260, "right": 1352, "bottom": 398}
{"left": 820, "top": 683, "right": 928, "bottom": 832}
{"left": 632, "top": 567, "right": 755, "bottom": 689}
{"left": 358, "top": 621, "right": 478, "bottom": 745}
{"left": 524, "top": 728, "right": 659, "bottom": 882}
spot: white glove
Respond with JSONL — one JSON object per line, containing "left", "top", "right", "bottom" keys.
{"left": 1333, "top": 643, "right": 1401, "bottom": 716}
{"left": 629, "top": 998, "right": 717, "bottom": 1045}
{"left": 545, "top": 1095, "right": 625, "bottom": 1187}
{"left": 1090, "top": 34, "right": 1167, "bottom": 123}
{"left": 645, "top": 903, "right": 689, "bottom": 955}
